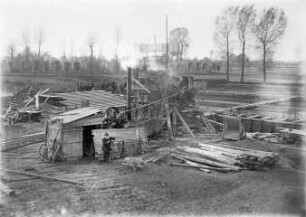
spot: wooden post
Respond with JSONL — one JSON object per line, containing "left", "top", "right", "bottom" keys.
{"left": 172, "top": 108, "right": 177, "bottom": 136}
{"left": 173, "top": 107, "right": 195, "bottom": 138}
{"left": 35, "top": 95, "right": 39, "bottom": 109}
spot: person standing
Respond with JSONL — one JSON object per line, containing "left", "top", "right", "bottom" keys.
{"left": 102, "top": 132, "right": 115, "bottom": 164}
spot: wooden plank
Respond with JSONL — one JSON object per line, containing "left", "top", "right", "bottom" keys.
{"left": 170, "top": 163, "right": 241, "bottom": 172}
{"left": 60, "top": 92, "right": 125, "bottom": 106}
{"left": 178, "top": 146, "right": 237, "bottom": 165}
{"left": 199, "top": 142, "right": 276, "bottom": 158}
{"left": 1, "top": 140, "right": 44, "bottom": 152}
{"left": 171, "top": 155, "right": 210, "bottom": 173}
{"left": 4, "top": 106, "right": 12, "bottom": 118}
{"left": 133, "top": 78, "right": 151, "bottom": 94}
{"left": 245, "top": 115, "right": 261, "bottom": 119}
{"left": 1, "top": 169, "right": 83, "bottom": 185}
{"left": 150, "top": 151, "right": 171, "bottom": 163}
{"left": 172, "top": 152, "right": 239, "bottom": 169}
{"left": 173, "top": 107, "right": 195, "bottom": 138}
{"left": 207, "top": 119, "right": 224, "bottom": 127}
{"left": 216, "top": 96, "right": 301, "bottom": 113}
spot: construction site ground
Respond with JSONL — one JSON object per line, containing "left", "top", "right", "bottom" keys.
{"left": 1, "top": 122, "right": 305, "bottom": 216}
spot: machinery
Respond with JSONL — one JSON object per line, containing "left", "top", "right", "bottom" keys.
{"left": 102, "top": 107, "right": 127, "bottom": 129}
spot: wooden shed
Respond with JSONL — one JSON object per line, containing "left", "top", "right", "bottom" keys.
{"left": 45, "top": 107, "right": 106, "bottom": 161}
{"left": 44, "top": 106, "right": 149, "bottom": 162}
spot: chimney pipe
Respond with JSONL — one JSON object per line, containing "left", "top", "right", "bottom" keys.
{"left": 127, "top": 67, "right": 132, "bottom": 121}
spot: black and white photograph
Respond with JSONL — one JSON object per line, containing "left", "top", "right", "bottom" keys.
{"left": 0, "top": 0, "right": 305, "bottom": 216}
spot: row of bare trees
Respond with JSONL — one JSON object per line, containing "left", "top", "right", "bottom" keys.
{"left": 7, "top": 27, "right": 45, "bottom": 74}
{"left": 215, "top": 6, "right": 287, "bottom": 82}
{"left": 4, "top": 28, "right": 122, "bottom": 75}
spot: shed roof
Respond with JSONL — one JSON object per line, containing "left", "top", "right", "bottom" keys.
{"left": 50, "top": 106, "right": 103, "bottom": 124}
{"left": 52, "top": 90, "right": 126, "bottom": 110}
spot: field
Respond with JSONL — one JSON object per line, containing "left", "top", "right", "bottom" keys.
{"left": 187, "top": 66, "right": 305, "bottom": 85}
{"left": 1, "top": 65, "right": 305, "bottom": 216}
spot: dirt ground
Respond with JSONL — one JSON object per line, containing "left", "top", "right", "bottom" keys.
{"left": 0, "top": 122, "right": 305, "bottom": 217}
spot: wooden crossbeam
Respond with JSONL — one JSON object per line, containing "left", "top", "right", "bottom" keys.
{"left": 173, "top": 107, "right": 195, "bottom": 138}
{"left": 132, "top": 78, "right": 151, "bottom": 94}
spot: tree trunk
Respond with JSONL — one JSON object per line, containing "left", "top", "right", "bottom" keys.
{"left": 35, "top": 44, "right": 41, "bottom": 73}
{"left": 263, "top": 44, "right": 266, "bottom": 83}
{"left": 10, "top": 50, "right": 14, "bottom": 73}
{"left": 38, "top": 44, "right": 41, "bottom": 61}
{"left": 240, "top": 42, "right": 245, "bottom": 83}
{"left": 25, "top": 47, "right": 30, "bottom": 74}
{"left": 90, "top": 46, "right": 94, "bottom": 74}
{"left": 181, "top": 44, "right": 184, "bottom": 61}
{"left": 226, "top": 35, "right": 229, "bottom": 82}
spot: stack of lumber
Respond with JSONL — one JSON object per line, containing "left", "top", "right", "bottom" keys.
{"left": 278, "top": 128, "right": 306, "bottom": 144}
{"left": 0, "top": 132, "right": 45, "bottom": 152}
{"left": 171, "top": 143, "right": 278, "bottom": 173}
{"left": 246, "top": 132, "right": 281, "bottom": 143}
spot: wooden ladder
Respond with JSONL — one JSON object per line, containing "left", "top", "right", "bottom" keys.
{"left": 202, "top": 113, "right": 216, "bottom": 134}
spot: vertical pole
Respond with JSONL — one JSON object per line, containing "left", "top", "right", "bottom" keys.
{"left": 127, "top": 67, "right": 132, "bottom": 121}
{"left": 35, "top": 94, "right": 39, "bottom": 109}
{"left": 172, "top": 108, "right": 177, "bottom": 136}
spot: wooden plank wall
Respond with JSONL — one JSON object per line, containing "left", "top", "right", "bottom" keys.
{"left": 62, "top": 126, "right": 83, "bottom": 159}
{"left": 92, "top": 127, "right": 148, "bottom": 157}
{"left": 92, "top": 127, "right": 147, "bottom": 142}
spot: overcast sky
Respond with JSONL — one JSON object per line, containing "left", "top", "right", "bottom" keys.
{"left": 0, "top": 0, "right": 305, "bottom": 61}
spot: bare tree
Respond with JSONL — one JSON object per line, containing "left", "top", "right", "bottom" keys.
{"left": 236, "top": 5, "right": 255, "bottom": 83}
{"left": 62, "top": 38, "right": 67, "bottom": 61}
{"left": 214, "top": 6, "right": 239, "bottom": 81}
{"left": 88, "top": 31, "right": 96, "bottom": 73}
{"left": 62, "top": 38, "right": 68, "bottom": 74}
{"left": 35, "top": 27, "right": 44, "bottom": 61}
{"left": 22, "top": 29, "right": 31, "bottom": 73}
{"left": 169, "top": 27, "right": 190, "bottom": 61}
{"left": 253, "top": 7, "right": 287, "bottom": 82}
{"left": 8, "top": 42, "right": 16, "bottom": 73}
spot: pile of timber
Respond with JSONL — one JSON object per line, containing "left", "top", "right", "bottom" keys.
{"left": 1, "top": 86, "right": 49, "bottom": 125}
{"left": 142, "top": 147, "right": 174, "bottom": 163}
{"left": 246, "top": 132, "right": 281, "bottom": 143}
{"left": 171, "top": 143, "right": 279, "bottom": 173}
{"left": 278, "top": 128, "right": 306, "bottom": 144}
{"left": 0, "top": 132, "right": 45, "bottom": 152}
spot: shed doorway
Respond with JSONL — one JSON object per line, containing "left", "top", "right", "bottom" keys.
{"left": 82, "top": 126, "right": 96, "bottom": 159}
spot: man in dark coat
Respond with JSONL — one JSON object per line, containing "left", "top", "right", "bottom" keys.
{"left": 102, "top": 132, "right": 115, "bottom": 164}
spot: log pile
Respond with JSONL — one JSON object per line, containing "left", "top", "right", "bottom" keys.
{"left": 170, "top": 143, "right": 278, "bottom": 173}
